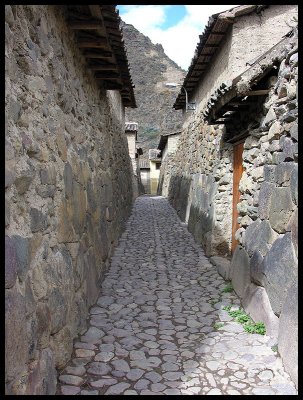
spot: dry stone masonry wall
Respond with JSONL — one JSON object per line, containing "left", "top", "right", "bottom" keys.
{"left": 158, "top": 27, "right": 297, "bottom": 387}
{"left": 232, "top": 30, "right": 298, "bottom": 387}
{"left": 5, "top": 5, "right": 133, "bottom": 395}
{"left": 159, "top": 121, "right": 233, "bottom": 258}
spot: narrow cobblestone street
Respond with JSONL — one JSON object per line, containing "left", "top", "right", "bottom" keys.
{"left": 57, "top": 196, "right": 296, "bottom": 395}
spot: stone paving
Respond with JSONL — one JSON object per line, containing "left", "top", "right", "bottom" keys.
{"left": 57, "top": 196, "right": 297, "bottom": 395}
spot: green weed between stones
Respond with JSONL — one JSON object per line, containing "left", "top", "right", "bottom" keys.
{"left": 209, "top": 298, "right": 221, "bottom": 305}
{"left": 213, "top": 322, "right": 224, "bottom": 330}
{"left": 223, "top": 305, "right": 266, "bottom": 335}
{"left": 271, "top": 345, "right": 278, "bottom": 353}
{"left": 222, "top": 283, "right": 233, "bottom": 293}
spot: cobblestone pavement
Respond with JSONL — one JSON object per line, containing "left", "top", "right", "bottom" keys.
{"left": 57, "top": 196, "right": 297, "bottom": 395}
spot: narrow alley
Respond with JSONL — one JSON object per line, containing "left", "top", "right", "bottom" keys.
{"left": 57, "top": 196, "right": 296, "bottom": 395}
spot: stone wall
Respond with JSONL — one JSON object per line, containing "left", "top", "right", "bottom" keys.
{"left": 5, "top": 5, "right": 134, "bottom": 395}
{"left": 231, "top": 30, "right": 298, "bottom": 387}
{"left": 158, "top": 122, "right": 233, "bottom": 257}
{"left": 159, "top": 23, "right": 298, "bottom": 388}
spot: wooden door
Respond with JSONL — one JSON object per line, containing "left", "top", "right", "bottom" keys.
{"left": 232, "top": 142, "right": 244, "bottom": 253}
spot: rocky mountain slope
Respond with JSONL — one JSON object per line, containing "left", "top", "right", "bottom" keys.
{"left": 120, "top": 21, "right": 186, "bottom": 159}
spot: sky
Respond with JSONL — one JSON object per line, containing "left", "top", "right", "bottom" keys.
{"left": 117, "top": 5, "right": 239, "bottom": 71}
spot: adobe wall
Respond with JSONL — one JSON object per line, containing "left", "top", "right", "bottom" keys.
{"left": 5, "top": 5, "right": 133, "bottom": 395}
{"left": 187, "top": 5, "right": 298, "bottom": 118}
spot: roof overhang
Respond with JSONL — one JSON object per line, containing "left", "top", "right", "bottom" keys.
{"left": 157, "top": 131, "right": 181, "bottom": 151}
{"left": 203, "top": 29, "right": 296, "bottom": 127}
{"left": 65, "top": 5, "right": 136, "bottom": 108}
{"left": 173, "top": 5, "right": 268, "bottom": 110}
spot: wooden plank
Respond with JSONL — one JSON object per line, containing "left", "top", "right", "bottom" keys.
{"left": 78, "top": 40, "right": 108, "bottom": 48}
{"left": 95, "top": 75, "right": 120, "bottom": 80}
{"left": 89, "top": 64, "right": 117, "bottom": 71}
{"left": 68, "top": 10, "right": 91, "bottom": 20}
{"left": 103, "top": 82, "right": 123, "bottom": 90}
{"left": 241, "top": 89, "right": 270, "bottom": 96}
{"left": 84, "top": 51, "right": 113, "bottom": 58}
{"left": 232, "top": 142, "right": 244, "bottom": 253}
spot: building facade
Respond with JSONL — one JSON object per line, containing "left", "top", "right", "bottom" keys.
{"left": 157, "top": 131, "right": 181, "bottom": 197}
{"left": 149, "top": 149, "right": 162, "bottom": 195}
{"left": 5, "top": 5, "right": 136, "bottom": 394}
{"left": 125, "top": 122, "right": 144, "bottom": 199}
{"left": 159, "top": 4, "right": 298, "bottom": 387}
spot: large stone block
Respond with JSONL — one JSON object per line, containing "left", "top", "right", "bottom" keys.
{"left": 36, "top": 302, "right": 51, "bottom": 349}
{"left": 250, "top": 250, "right": 265, "bottom": 286}
{"left": 72, "top": 180, "right": 87, "bottom": 234}
{"left": 57, "top": 198, "right": 77, "bottom": 243}
{"left": 290, "top": 164, "right": 298, "bottom": 205}
{"left": 262, "top": 233, "right": 297, "bottom": 316}
{"left": 286, "top": 208, "right": 298, "bottom": 257}
{"left": 40, "top": 165, "right": 56, "bottom": 185}
{"left": 63, "top": 162, "right": 73, "bottom": 199}
{"left": 30, "top": 208, "right": 48, "bottom": 233}
{"left": 12, "top": 235, "right": 30, "bottom": 282}
{"left": 56, "top": 129, "right": 67, "bottom": 161}
{"left": 5, "top": 287, "right": 28, "bottom": 382}
{"left": 25, "top": 348, "right": 57, "bottom": 395}
{"left": 45, "top": 250, "right": 74, "bottom": 334}
{"left": 5, "top": 235, "right": 17, "bottom": 288}
{"left": 269, "top": 187, "right": 295, "bottom": 233}
{"left": 5, "top": 165, "right": 15, "bottom": 189}
{"left": 244, "top": 219, "right": 277, "bottom": 257}
{"left": 278, "top": 281, "right": 298, "bottom": 388}
{"left": 274, "top": 162, "right": 296, "bottom": 186}
{"left": 15, "top": 171, "right": 34, "bottom": 194}
{"left": 242, "top": 283, "right": 279, "bottom": 340}
{"left": 230, "top": 245, "right": 251, "bottom": 299}
{"left": 5, "top": 199, "right": 10, "bottom": 226}
{"left": 289, "top": 122, "right": 298, "bottom": 141}
{"left": 36, "top": 184, "right": 56, "bottom": 198}
{"left": 50, "top": 326, "right": 73, "bottom": 369}
{"left": 263, "top": 165, "right": 276, "bottom": 183}
{"left": 210, "top": 256, "right": 231, "bottom": 280}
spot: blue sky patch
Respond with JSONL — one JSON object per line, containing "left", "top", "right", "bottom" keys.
{"left": 162, "top": 5, "right": 187, "bottom": 29}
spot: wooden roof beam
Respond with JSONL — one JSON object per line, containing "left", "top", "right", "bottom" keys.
{"left": 78, "top": 40, "right": 108, "bottom": 48}
{"left": 89, "top": 64, "right": 118, "bottom": 71}
{"left": 84, "top": 51, "right": 113, "bottom": 58}
{"left": 241, "top": 89, "right": 270, "bottom": 96}
{"left": 68, "top": 19, "right": 103, "bottom": 29}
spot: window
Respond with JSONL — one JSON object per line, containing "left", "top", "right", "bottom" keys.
{"left": 156, "top": 163, "right": 161, "bottom": 170}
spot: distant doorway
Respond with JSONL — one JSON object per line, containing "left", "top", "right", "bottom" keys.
{"left": 232, "top": 141, "right": 244, "bottom": 253}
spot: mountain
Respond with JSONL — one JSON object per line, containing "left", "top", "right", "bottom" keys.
{"left": 120, "top": 21, "right": 186, "bottom": 159}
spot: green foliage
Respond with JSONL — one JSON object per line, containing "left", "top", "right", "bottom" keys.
{"left": 223, "top": 304, "right": 266, "bottom": 335}
{"left": 222, "top": 283, "right": 233, "bottom": 293}
{"left": 271, "top": 345, "right": 278, "bottom": 353}
{"left": 243, "top": 322, "right": 266, "bottom": 335}
{"left": 213, "top": 322, "right": 224, "bottom": 330}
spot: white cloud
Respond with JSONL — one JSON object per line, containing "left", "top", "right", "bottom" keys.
{"left": 119, "top": 5, "right": 239, "bottom": 70}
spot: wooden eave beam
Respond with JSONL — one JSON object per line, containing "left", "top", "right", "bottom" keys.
{"left": 95, "top": 72, "right": 120, "bottom": 79}
{"left": 89, "top": 64, "right": 118, "bottom": 71}
{"left": 68, "top": 20, "right": 103, "bottom": 29}
{"left": 241, "top": 89, "right": 270, "bottom": 96}
{"left": 78, "top": 41, "right": 108, "bottom": 48}
{"left": 84, "top": 52, "right": 113, "bottom": 59}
